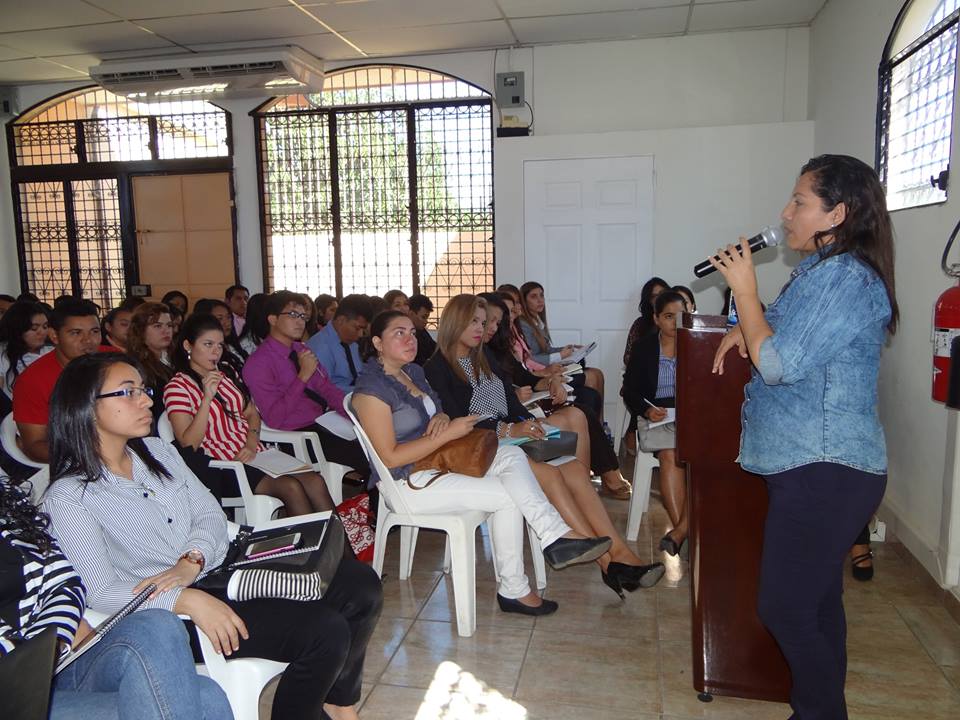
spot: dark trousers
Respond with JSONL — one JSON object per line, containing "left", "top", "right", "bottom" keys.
{"left": 189, "top": 557, "right": 382, "bottom": 719}
{"left": 758, "top": 463, "right": 886, "bottom": 720}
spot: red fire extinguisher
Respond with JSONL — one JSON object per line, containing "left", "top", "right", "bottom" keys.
{"left": 933, "top": 218, "right": 960, "bottom": 402}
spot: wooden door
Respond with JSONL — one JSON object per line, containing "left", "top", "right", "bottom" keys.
{"left": 523, "top": 156, "right": 655, "bottom": 422}
{"left": 132, "top": 172, "right": 236, "bottom": 307}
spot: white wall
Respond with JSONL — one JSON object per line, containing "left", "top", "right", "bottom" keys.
{"left": 811, "top": 0, "right": 960, "bottom": 590}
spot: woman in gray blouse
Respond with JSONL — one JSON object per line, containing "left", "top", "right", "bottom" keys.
{"left": 352, "top": 310, "right": 613, "bottom": 617}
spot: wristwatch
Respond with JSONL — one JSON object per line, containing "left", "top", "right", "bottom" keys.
{"left": 180, "top": 549, "right": 205, "bottom": 570}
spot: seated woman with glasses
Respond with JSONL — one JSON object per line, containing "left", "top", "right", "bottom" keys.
{"left": 43, "top": 352, "right": 382, "bottom": 720}
{"left": 0, "top": 475, "right": 233, "bottom": 720}
{"left": 425, "top": 295, "right": 664, "bottom": 598}
{"left": 163, "top": 313, "right": 334, "bottom": 516}
{"left": 351, "top": 310, "right": 613, "bottom": 616}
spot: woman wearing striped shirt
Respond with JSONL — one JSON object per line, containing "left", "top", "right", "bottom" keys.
{"left": 44, "top": 352, "right": 383, "bottom": 720}
{"left": 1, "top": 476, "right": 231, "bottom": 719}
{"left": 164, "top": 313, "right": 333, "bottom": 516}
{"left": 622, "top": 291, "right": 688, "bottom": 557}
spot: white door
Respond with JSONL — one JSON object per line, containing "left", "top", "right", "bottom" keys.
{"left": 523, "top": 156, "right": 655, "bottom": 424}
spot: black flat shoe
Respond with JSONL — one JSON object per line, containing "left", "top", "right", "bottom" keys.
{"left": 605, "top": 561, "right": 665, "bottom": 596}
{"left": 544, "top": 536, "right": 612, "bottom": 570}
{"left": 497, "top": 594, "right": 559, "bottom": 616}
{"left": 851, "top": 550, "right": 874, "bottom": 581}
{"left": 659, "top": 533, "right": 682, "bottom": 557}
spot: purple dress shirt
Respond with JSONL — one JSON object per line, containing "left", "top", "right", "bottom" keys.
{"left": 242, "top": 334, "right": 347, "bottom": 430}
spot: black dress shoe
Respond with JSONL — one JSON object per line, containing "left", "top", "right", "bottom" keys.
{"left": 612, "top": 561, "right": 665, "bottom": 591}
{"left": 497, "top": 594, "right": 559, "bottom": 616}
{"left": 543, "top": 536, "right": 612, "bottom": 570}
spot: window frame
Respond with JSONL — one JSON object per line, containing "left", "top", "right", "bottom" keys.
{"left": 876, "top": 0, "right": 960, "bottom": 211}
{"left": 251, "top": 63, "right": 495, "bottom": 304}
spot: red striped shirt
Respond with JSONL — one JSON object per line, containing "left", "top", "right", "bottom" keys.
{"left": 163, "top": 373, "right": 263, "bottom": 461}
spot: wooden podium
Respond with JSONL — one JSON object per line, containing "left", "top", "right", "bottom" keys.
{"left": 675, "top": 313, "right": 791, "bottom": 702}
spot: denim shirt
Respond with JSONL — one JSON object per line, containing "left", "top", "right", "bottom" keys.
{"left": 352, "top": 358, "right": 444, "bottom": 486}
{"left": 739, "top": 251, "right": 891, "bottom": 476}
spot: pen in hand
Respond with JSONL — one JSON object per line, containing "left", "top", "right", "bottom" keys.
{"left": 643, "top": 397, "right": 664, "bottom": 412}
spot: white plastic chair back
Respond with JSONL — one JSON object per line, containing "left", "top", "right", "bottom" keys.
{"left": 1, "top": 413, "right": 45, "bottom": 469}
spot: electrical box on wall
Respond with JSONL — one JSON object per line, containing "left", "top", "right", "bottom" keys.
{"left": 495, "top": 72, "right": 525, "bottom": 108}
{"left": 0, "top": 87, "right": 19, "bottom": 117}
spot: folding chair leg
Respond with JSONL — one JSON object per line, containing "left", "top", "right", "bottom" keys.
{"left": 447, "top": 523, "right": 478, "bottom": 637}
{"left": 399, "top": 526, "right": 419, "bottom": 579}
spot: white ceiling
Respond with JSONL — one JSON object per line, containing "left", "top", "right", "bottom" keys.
{"left": 0, "top": 0, "right": 828, "bottom": 84}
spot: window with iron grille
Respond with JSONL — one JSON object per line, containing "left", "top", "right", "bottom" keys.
{"left": 255, "top": 65, "right": 493, "bottom": 319}
{"left": 8, "top": 87, "right": 231, "bottom": 310}
{"left": 877, "top": 0, "right": 960, "bottom": 210}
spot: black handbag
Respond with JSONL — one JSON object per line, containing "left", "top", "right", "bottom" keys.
{"left": 519, "top": 430, "right": 579, "bottom": 462}
{"left": 194, "top": 514, "right": 345, "bottom": 602}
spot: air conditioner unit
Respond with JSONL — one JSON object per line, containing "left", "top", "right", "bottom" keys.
{"left": 89, "top": 46, "right": 324, "bottom": 101}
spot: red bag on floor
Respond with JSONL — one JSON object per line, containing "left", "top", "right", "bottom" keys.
{"left": 336, "top": 493, "right": 375, "bottom": 564}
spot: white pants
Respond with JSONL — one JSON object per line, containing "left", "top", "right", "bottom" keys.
{"left": 397, "top": 444, "right": 571, "bottom": 599}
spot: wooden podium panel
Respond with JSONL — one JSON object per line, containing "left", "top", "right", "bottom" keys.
{"left": 675, "top": 313, "right": 791, "bottom": 702}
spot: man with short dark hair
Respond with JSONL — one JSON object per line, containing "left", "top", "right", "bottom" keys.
{"left": 226, "top": 285, "right": 249, "bottom": 336}
{"left": 0, "top": 294, "right": 15, "bottom": 319}
{"left": 408, "top": 293, "right": 437, "bottom": 365}
{"left": 13, "top": 299, "right": 113, "bottom": 462}
{"left": 243, "top": 290, "right": 369, "bottom": 478}
{"left": 306, "top": 294, "right": 373, "bottom": 392}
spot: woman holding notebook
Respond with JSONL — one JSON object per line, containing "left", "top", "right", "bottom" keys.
{"left": 163, "top": 313, "right": 333, "bottom": 516}
{"left": 0, "top": 476, "right": 232, "bottom": 719}
{"left": 44, "top": 352, "right": 382, "bottom": 720}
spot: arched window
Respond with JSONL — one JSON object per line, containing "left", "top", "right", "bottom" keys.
{"left": 877, "top": 0, "right": 960, "bottom": 210}
{"left": 254, "top": 65, "right": 493, "bottom": 317}
{"left": 9, "top": 87, "right": 231, "bottom": 309}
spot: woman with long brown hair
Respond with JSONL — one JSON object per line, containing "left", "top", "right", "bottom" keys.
{"left": 425, "top": 294, "right": 663, "bottom": 597}
{"left": 127, "top": 302, "right": 175, "bottom": 421}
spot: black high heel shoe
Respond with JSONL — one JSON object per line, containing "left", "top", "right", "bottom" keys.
{"left": 659, "top": 532, "right": 684, "bottom": 557}
{"left": 602, "top": 561, "right": 666, "bottom": 598}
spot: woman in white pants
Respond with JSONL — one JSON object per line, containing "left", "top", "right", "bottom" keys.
{"left": 351, "top": 310, "right": 611, "bottom": 616}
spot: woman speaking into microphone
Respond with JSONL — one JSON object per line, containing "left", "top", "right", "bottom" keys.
{"left": 710, "top": 154, "right": 897, "bottom": 720}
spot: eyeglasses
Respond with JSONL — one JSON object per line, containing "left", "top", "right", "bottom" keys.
{"left": 95, "top": 386, "right": 155, "bottom": 401}
{"left": 280, "top": 311, "right": 309, "bottom": 321}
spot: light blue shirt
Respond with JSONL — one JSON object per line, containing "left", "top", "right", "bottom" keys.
{"left": 306, "top": 322, "right": 364, "bottom": 393}
{"left": 739, "top": 251, "right": 892, "bottom": 476}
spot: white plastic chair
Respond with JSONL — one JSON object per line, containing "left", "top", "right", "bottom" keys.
{"left": 1, "top": 413, "right": 46, "bottom": 470}
{"left": 626, "top": 429, "right": 657, "bottom": 542}
{"left": 344, "top": 393, "right": 493, "bottom": 637}
{"left": 158, "top": 411, "right": 282, "bottom": 526}
{"left": 258, "top": 422, "right": 350, "bottom": 505}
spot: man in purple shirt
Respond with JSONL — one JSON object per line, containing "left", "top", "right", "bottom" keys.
{"left": 243, "top": 290, "right": 369, "bottom": 479}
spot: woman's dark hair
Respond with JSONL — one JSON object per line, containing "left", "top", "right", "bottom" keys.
{"left": 800, "top": 154, "right": 899, "bottom": 333}
{"left": 172, "top": 313, "right": 247, "bottom": 419}
{"left": 0, "top": 475, "right": 54, "bottom": 554}
{"left": 383, "top": 289, "right": 408, "bottom": 309}
{"left": 314, "top": 294, "right": 337, "bottom": 326}
{"left": 193, "top": 298, "right": 247, "bottom": 359}
{"left": 518, "top": 281, "right": 550, "bottom": 350}
{"left": 369, "top": 309, "right": 408, "bottom": 340}
{"left": 17, "top": 292, "right": 40, "bottom": 303}
{"left": 477, "top": 292, "right": 514, "bottom": 367}
{"left": 635, "top": 276, "right": 670, "bottom": 338}
{"left": 161, "top": 290, "right": 189, "bottom": 313}
{"left": 49, "top": 353, "right": 172, "bottom": 485}
{"left": 0, "top": 301, "right": 49, "bottom": 385}
{"left": 127, "top": 302, "right": 173, "bottom": 388}
{"left": 671, "top": 284, "right": 696, "bottom": 312}
{"left": 654, "top": 291, "right": 687, "bottom": 316}
{"left": 239, "top": 292, "right": 268, "bottom": 347}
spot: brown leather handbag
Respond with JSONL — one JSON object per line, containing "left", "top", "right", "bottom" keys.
{"left": 410, "top": 428, "right": 498, "bottom": 488}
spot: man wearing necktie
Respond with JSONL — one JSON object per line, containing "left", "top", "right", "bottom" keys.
{"left": 306, "top": 294, "right": 372, "bottom": 393}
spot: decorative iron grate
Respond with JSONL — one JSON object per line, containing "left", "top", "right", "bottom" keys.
{"left": 878, "top": 2, "right": 960, "bottom": 210}
{"left": 257, "top": 71, "right": 493, "bottom": 317}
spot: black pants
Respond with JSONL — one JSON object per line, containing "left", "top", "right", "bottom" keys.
{"left": 189, "top": 557, "right": 382, "bottom": 719}
{"left": 758, "top": 463, "right": 886, "bottom": 720}
{"left": 583, "top": 408, "right": 618, "bottom": 474}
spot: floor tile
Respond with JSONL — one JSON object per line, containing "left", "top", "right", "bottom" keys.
{"left": 515, "top": 628, "right": 661, "bottom": 713}
{"left": 363, "top": 616, "right": 416, "bottom": 682}
{"left": 521, "top": 700, "right": 659, "bottom": 719}
{"left": 943, "top": 664, "right": 960, "bottom": 691}
{"left": 845, "top": 667, "right": 960, "bottom": 719}
{"left": 419, "top": 576, "right": 536, "bottom": 629}
{"left": 357, "top": 684, "right": 429, "bottom": 718}
{"left": 377, "top": 570, "right": 442, "bottom": 619}
{"left": 896, "top": 603, "right": 960, "bottom": 666}
{"left": 380, "top": 619, "right": 532, "bottom": 693}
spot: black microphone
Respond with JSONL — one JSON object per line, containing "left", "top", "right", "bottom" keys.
{"left": 693, "top": 225, "right": 785, "bottom": 278}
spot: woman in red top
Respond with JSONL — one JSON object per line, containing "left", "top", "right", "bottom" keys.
{"left": 163, "top": 313, "right": 333, "bottom": 516}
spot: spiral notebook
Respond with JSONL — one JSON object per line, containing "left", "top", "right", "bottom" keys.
{"left": 55, "top": 583, "right": 156, "bottom": 674}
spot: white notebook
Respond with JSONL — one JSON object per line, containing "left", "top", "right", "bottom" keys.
{"left": 247, "top": 448, "right": 312, "bottom": 478}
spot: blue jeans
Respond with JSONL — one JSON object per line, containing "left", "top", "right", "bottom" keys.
{"left": 51, "top": 609, "right": 232, "bottom": 720}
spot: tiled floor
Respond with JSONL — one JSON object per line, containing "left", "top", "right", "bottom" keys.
{"left": 260, "top": 472, "right": 960, "bottom": 719}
